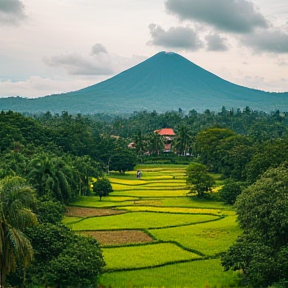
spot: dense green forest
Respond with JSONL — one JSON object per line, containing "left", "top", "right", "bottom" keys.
{"left": 1, "top": 107, "right": 288, "bottom": 287}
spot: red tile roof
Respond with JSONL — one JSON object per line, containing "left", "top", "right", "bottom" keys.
{"left": 157, "top": 128, "right": 175, "bottom": 136}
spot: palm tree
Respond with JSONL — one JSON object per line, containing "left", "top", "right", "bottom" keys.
{"left": 174, "top": 126, "right": 192, "bottom": 156}
{"left": 27, "top": 154, "right": 72, "bottom": 204}
{"left": 149, "top": 132, "right": 164, "bottom": 155}
{"left": 134, "top": 131, "right": 144, "bottom": 155}
{"left": 0, "top": 176, "right": 37, "bottom": 287}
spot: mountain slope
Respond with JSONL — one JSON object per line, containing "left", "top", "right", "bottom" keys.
{"left": 1, "top": 51, "right": 287, "bottom": 113}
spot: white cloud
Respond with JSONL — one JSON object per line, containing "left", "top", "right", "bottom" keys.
{"left": 91, "top": 43, "right": 108, "bottom": 55}
{"left": 205, "top": 33, "right": 228, "bottom": 51}
{"left": 165, "top": 0, "right": 268, "bottom": 33}
{"left": 0, "top": 0, "right": 26, "bottom": 25}
{"left": 241, "top": 28, "right": 288, "bottom": 53}
{"left": 0, "top": 76, "right": 99, "bottom": 98}
{"left": 148, "top": 24, "right": 204, "bottom": 51}
{"left": 44, "top": 52, "right": 114, "bottom": 75}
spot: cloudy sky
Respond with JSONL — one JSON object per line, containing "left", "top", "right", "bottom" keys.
{"left": 1, "top": 0, "right": 288, "bottom": 98}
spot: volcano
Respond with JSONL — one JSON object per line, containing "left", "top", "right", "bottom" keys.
{"left": 1, "top": 51, "right": 287, "bottom": 114}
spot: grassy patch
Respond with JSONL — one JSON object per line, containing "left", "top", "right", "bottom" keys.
{"left": 102, "top": 242, "right": 201, "bottom": 271}
{"left": 160, "top": 197, "right": 230, "bottom": 210}
{"left": 114, "top": 189, "right": 190, "bottom": 197}
{"left": 141, "top": 182, "right": 187, "bottom": 188}
{"left": 117, "top": 206, "right": 223, "bottom": 216}
{"left": 62, "top": 216, "right": 82, "bottom": 225}
{"left": 109, "top": 178, "right": 147, "bottom": 185}
{"left": 150, "top": 216, "right": 241, "bottom": 255}
{"left": 68, "top": 212, "right": 219, "bottom": 231}
{"left": 71, "top": 196, "right": 138, "bottom": 208}
{"left": 99, "top": 258, "right": 241, "bottom": 288}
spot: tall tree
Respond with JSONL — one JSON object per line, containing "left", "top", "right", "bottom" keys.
{"left": 174, "top": 125, "right": 192, "bottom": 156}
{"left": 27, "top": 154, "right": 72, "bottom": 204}
{"left": 195, "top": 127, "right": 236, "bottom": 171}
{"left": 24, "top": 223, "right": 105, "bottom": 288}
{"left": 222, "top": 163, "right": 288, "bottom": 287}
{"left": 134, "top": 130, "right": 144, "bottom": 155}
{"left": 0, "top": 176, "right": 37, "bottom": 287}
{"left": 92, "top": 178, "right": 113, "bottom": 201}
{"left": 109, "top": 149, "right": 137, "bottom": 173}
{"left": 149, "top": 132, "right": 163, "bottom": 155}
{"left": 186, "top": 162, "right": 215, "bottom": 198}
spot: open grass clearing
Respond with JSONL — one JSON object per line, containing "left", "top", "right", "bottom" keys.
{"left": 102, "top": 242, "right": 201, "bottom": 271}
{"left": 150, "top": 216, "right": 240, "bottom": 255}
{"left": 82, "top": 230, "right": 154, "bottom": 246}
{"left": 99, "top": 258, "right": 240, "bottom": 288}
{"left": 117, "top": 206, "right": 222, "bottom": 216}
{"left": 67, "top": 212, "right": 220, "bottom": 231}
{"left": 65, "top": 207, "right": 126, "bottom": 217}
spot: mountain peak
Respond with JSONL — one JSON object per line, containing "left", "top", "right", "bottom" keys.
{"left": 0, "top": 52, "right": 287, "bottom": 114}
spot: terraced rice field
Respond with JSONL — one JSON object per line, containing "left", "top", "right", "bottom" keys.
{"left": 65, "top": 164, "right": 242, "bottom": 288}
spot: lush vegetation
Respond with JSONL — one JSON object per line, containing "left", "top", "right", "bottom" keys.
{"left": 1, "top": 107, "right": 288, "bottom": 287}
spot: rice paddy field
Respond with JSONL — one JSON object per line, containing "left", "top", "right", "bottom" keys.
{"left": 65, "top": 164, "right": 242, "bottom": 288}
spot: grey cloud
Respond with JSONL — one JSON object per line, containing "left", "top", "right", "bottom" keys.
{"left": 165, "top": 0, "right": 268, "bottom": 33}
{"left": 205, "top": 33, "right": 228, "bottom": 51}
{"left": 44, "top": 53, "right": 114, "bottom": 75}
{"left": 242, "top": 29, "right": 288, "bottom": 53}
{"left": 91, "top": 43, "right": 108, "bottom": 55}
{"left": 148, "top": 24, "right": 203, "bottom": 51}
{"left": 0, "top": 0, "right": 26, "bottom": 25}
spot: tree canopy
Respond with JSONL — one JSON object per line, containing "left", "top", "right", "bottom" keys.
{"left": 222, "top": 163, "right": 288, "bottom": 287}
{"left": 0, "top": 176, "right": 37, "bottom": 287}
{"left": 92, "top": 178, "right": 113, "bottom": 200}
{"left": 186, "top": 162, "right": 215, "bottom": 198}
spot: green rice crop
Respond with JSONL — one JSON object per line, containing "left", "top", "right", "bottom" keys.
{"left": 114, "top": 189, "right": 190, "bottom": 197}
{"left": 64, "top": 164, "right": 241, "bottom": 288}
{"left": 109, "top": 178, "right": 147, "bottom": 185}
{"left": 69, "top": 212, "right": 219, "bottom": 231}
{"left": 117, "top": 206, "right": 222, "bottom": 216}
{"left": 99, "top": 258, "right": 241, "bottom": 288}
{"left": 71, "top": 196, "right": 138, "bottom": 208}
{"left": 160, "top": 197, "right": 231, "bottom": 209}
{"left": 102, "top": 242, "right": 201, "bottom": 271}
{"left": 62, "top": 216, "right": 82, "bottom": 225}
{"left": 150, "top": 216, "right": 241, "bottom": 255}
{"left": 140, "top": 182, "right": 187, "bottom": 188}
{"left": 147, "top": 179, "right": 186, "bottom": 183}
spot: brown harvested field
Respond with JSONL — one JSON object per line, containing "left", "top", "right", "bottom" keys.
{"left": 65, "top": 206, "right": 126, "bottom": 217}
{"left": 82, "top": 230, "right": 154, "bottom": 246}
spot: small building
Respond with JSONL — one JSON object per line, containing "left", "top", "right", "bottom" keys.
{"left": 154, "top": 128, "right": 176, "bottom": 152}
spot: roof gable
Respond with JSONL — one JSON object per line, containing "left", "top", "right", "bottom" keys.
{"left": 157, "top": 128, "right": 175, "bottom": 136}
